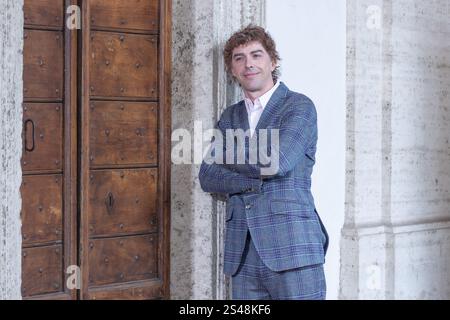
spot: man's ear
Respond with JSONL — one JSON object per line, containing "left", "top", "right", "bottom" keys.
{"left": 271, "top": 60, "right": 276, "bottom": 72}
{"left": 230, "top": 66, "right": 238, "bottom": 78}
{"left": 227, "top": 72, "right": 240, "bottom": 85}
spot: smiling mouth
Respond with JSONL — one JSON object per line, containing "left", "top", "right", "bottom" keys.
{"left": 244, "top": 73, "right": 259, "bottom": 78}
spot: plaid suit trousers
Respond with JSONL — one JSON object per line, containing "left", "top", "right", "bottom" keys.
{"left": 231, "top": 230, "right": 326, "bottom": 300}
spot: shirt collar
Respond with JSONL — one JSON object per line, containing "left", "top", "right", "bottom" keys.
{"left": 243, "top": 80, "right": 280, "bottom": 112}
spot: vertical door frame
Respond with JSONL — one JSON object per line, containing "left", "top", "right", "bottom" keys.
{"left": 79, "top": 0, "right": 90, "bottom": 299}
{"left": 65, "top": 0, "right": 79, "bottom": 301}
{"left": 158, "top": 0, "right": 172, "bottom": 299}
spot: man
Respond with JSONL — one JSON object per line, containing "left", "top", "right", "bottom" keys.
{"left": 199, "top": 25, "right": 329, "bottom": 300}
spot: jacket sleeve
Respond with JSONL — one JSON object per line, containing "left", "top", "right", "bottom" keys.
{"left": 199, "top": 161, "right": 262, "bottom": 195}
{"left": 223, "top": 101, "right": 318, "bottom": 180}
{"left": 198, "top": 108, "right": 262, "bottom": 195}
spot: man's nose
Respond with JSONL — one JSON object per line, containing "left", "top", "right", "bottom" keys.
{"left": 245, "top": 57, "right": 255, "bottom": 69}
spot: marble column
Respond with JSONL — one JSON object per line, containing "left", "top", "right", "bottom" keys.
{"left": 342, "top": 0, "right": 450, "bottom": 299}
{"left": 170, "top": 0, "right": 265, "bottom": 299}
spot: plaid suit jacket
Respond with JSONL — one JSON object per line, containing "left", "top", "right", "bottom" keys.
{"left": 199, "top": 82, "right": 329, "bottom": 276}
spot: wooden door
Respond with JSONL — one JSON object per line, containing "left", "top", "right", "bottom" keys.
{"left": 21, "top": 0, "right": 171, "bottom": 300}
{"left": 22, "top": 0, "right": 77, "bottom": 300}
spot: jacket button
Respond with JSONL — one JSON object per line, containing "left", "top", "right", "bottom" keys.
{"left": 245, "top": 204, "right": 252, "bottom": 210}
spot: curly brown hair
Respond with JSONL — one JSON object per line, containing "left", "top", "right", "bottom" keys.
{"left": 224, "top": 24, "right": 281, "bottom": 83}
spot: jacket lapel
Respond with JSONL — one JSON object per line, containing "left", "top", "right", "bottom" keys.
{"left": 254, "top": 81, "right": 289, "bottom": 133}
{"left": 235, "top": 82, "right": 289, "bottom": 163}
{"left": 237, "top": 100, "right": 250, "bottom": 132}
{"left": 236, "top": 81, "right": 290, "bottom": 133}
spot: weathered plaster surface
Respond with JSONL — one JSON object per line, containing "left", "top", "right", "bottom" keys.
{"left": 0, "top": 0, "right": 23, "bottom": 300}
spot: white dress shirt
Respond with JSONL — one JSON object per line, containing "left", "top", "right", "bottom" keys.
{"left": 243, "top": 80, "right": 280, "bottom": 137}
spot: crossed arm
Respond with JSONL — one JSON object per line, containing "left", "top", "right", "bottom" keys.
{"left": 199, "top": 101, "right": 317, "bottom": 195}
{"left": 223, "top": 102, "right": 318, "bottom": 180}
{"left": 198, "top": 160, "right": 262, "bottom": 195}
{"left": 198, "top": 107, "right": 262, "bottom": 195}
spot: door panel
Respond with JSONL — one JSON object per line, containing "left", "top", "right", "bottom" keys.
{"left": 23, "top": 30, "right": 64, "bottom": 100}
{"left": 88, "top": 169, "right": 158, "bottom": 237}
{"left": 86, "top": 281, "right": 163, "bottom": 300}
{"left": 88, "top": 234, "right": 158, "bottom": 287}
{"left": 89, "top": 31, "right": 158, "bottom": 99}
{"left": 89, "top": 101, "right": 158, "bottom": 167}
{"left": 24, "top": 0, "right": 64, "bottom": 28}
{"left": 21, "top": 175, "right": 63, "bottom": 245}
{"left": 22, "top": 245, "right": 64, "bottom": 297}
{"left": 22, "top": 103, "right": 63, "bottom": 172}
{"left": 90, "top": 0, "right": 159, "bottom": 32}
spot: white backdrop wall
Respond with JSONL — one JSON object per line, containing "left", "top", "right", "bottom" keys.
{"left": 266, "top": 0, "right": 347, "bottom": 300}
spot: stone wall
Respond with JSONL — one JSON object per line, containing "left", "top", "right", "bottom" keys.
{"left": 170, "top": 0, "right": 265, "bottom": 299}
{"left": 341, "top": 0, "right": 450, "bottom": 299}
{"left": 0, "top": 0, "right": 24, "bottom": 300}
